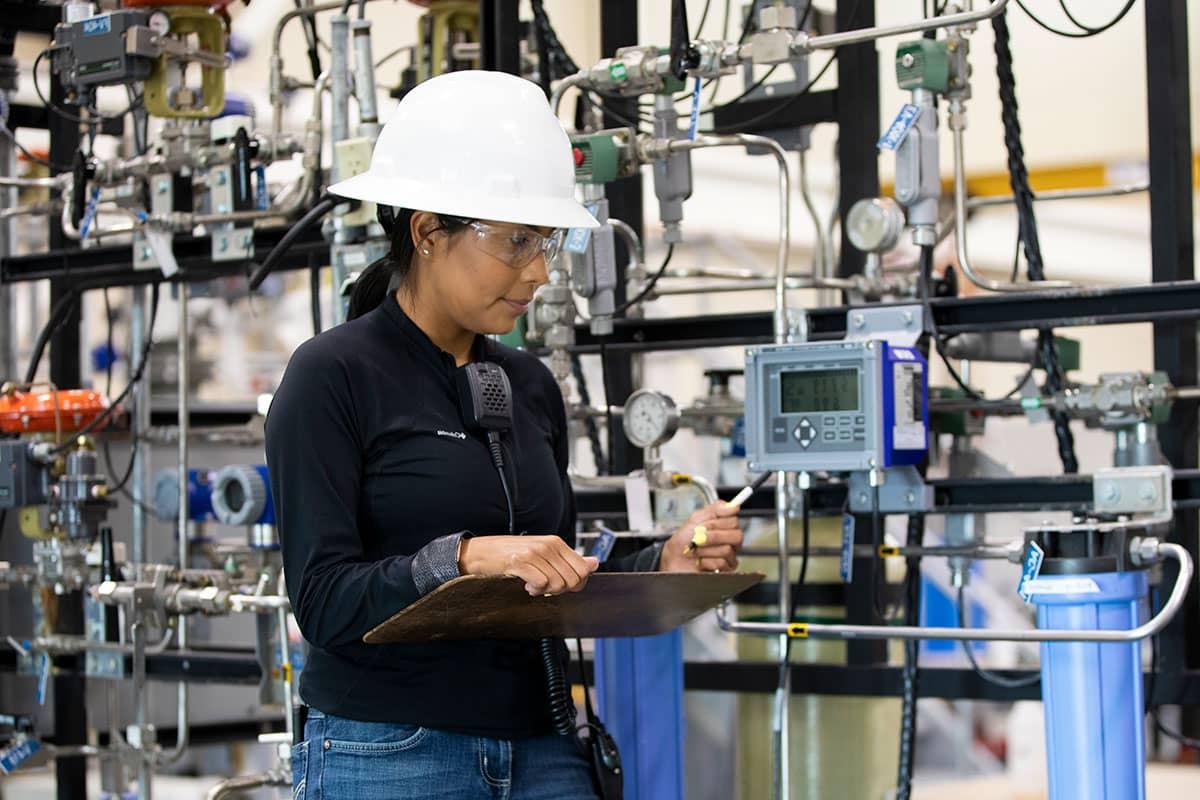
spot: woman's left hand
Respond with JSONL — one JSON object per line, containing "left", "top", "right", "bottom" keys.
{"left": 659, "top": 501, "right": 744, "bottom": 573}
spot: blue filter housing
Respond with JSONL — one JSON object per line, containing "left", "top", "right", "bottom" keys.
{"left": 1031, "top": 570, "right": 1148, "bottom": 800}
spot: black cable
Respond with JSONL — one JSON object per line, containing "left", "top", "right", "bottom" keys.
{"left": 1154, "top": 712, "right": 1200, "bottom": 750}
{"left": 309, "top": 255, "right": 322, "bottom": 335}
{"left": 1149, "top": 630, "right": 1200, "bottom": 748}
{"left": 291, "top": 0, "right": 323, "bottom": 81}
{"left": 609, "top": 244, "right": 674, "bottom": 316}
{"left": 1009, "top": 227, "right": 1022, "bottom": 282}
{"left": 798, "top": 487, "right": 811, "bottom": 588}
{"left": 33, "top": 49, "right": 140, "bottom": 126}
{"left": 24, "top": 288, "right": 82, "bottom": 384}
{"left": 488, "top": 428, "right": 573, "bottom": 736}
{"left": 488, "top": 434, "right": 516, "bottom": 535}
{"left": 102, "top": 437, "right": 138, "bottom": 495}
{"left": 1016, "top": 0, "right": 1137, "bottom": 38}
{"left": 693, "top": 0, "right": 713, "bottom": 37}
{"left": 772, "top": 485, "right": 812, "bottom": 757}
{"left": 598, "top": 340, "right": 615, "bottom": 476}
{"left": 705, "top": 65, "right": 780, "bottom": 113}
{"left": 530, "top": 0, "right": 579, "bottom": 77}
{"left": 570, "top": 355, "right": 607, "bottom": 475}
{"left": 541, "top": 636, "right": 576, "bottom": 736}
{"left": 0, "top": 124, "right": 69, "bottom": 171}
{"left": 992, "top": 10, "right": 1078, "bottom": 475}
{"left": 702, "top": 0, "right": 735, "bottom": 105}
{"left": 933, "top": 338, "right": 983, "bottom": 400}
{"left": 699, "top": 51, "right": 837, "bottom": 134}
{"left": 896, "top": 512, "right": 926, "bottom": 800}
{"left": 956, "top": 586, "right": 1041, "bottom": 688}
{"left": 48, "top": 284, "right": 160, "bottom": 456}
{"left": 533, "top": 0, "right": 553, "bottom": 99}
{"left": 702, "top": 0, "right": 820, "bottom": 113}
{"left": 248, "top": 195, "right": 338, "bottom": 290}
{"left": 777, "top": 487, "right": 812, "bottom": 714}
{"left": 870, "top": 483, "right": 891, "bottom": 621}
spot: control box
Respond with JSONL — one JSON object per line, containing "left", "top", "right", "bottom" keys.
{"left": 744, "top": 340, "right": 929, "bottom": 473}
{"left": 0, "top": 443, "right": 47, "bottom": 510}
{"left": 53, "top": 10, "right": 155, "bottom": 92}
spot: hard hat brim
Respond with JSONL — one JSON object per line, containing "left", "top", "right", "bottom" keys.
{"left": 327, "top": 173, "right": 601, "bottom": 230}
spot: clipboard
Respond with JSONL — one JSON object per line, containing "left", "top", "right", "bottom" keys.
{"left": 363, "top": 572, "right": 763, "bottom": 644}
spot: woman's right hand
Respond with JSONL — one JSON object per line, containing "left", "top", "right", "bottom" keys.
{"left": 458, "top": 535, "right": 599, "bottom": 596}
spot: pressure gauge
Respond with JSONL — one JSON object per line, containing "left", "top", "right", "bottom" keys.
{"left": 846, "top": 197, "right": 905, "bottom": 254}
{"left": 148, "top": 10, "right": 171, "bottom": 36}
{"left": 622, "top": 389, "right": 680, "bottom": 449}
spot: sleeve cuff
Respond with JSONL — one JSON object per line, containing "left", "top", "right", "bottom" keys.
{"left": 411, "top": 532, "right": 469, "bottom": 596}
{"left": 638, "top": 541, "right": 665, "bottom": 572}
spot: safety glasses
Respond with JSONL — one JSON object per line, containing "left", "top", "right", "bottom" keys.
{"left": 442, "top": 217, "right": 565, "bottom": 269}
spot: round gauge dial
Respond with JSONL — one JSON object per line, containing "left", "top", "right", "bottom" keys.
{"left": 622, "top": 389, "right": 680, "bottom": 449}
{"left": 148, "top": 11, "right": 171, "bottom": 36}
{"left": 846, "top": 196, "right": 904, "bottom": 254}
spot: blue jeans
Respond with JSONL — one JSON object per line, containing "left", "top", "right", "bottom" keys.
{"left": 292, "top": 709, "right": 599, "bottom": 800}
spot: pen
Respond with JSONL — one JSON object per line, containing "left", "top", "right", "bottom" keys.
{"left": 727, "top": 471, "right": 773, "bottom": 509}
{"left": 684, "top": 473, "right": 772, "bottom": 555}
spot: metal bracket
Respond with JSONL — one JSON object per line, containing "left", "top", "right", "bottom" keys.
{"left": 786, "top": 307, "right": 809, "bottom": 343}
{"left": 848, "top": 466, "right": 933, "bottom": 513}
{"left": 843, "top": 304, "right": 923, "bottom": 347}
{"left": 1093, "top": 465, "right": 1172, "bottom": 518}
{"left": 211, "top": 226, "right": 254, "bottom": 263}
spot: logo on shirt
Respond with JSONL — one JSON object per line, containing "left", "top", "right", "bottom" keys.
{"left": 436, "top": 430, "right": 467, "bottom": 440}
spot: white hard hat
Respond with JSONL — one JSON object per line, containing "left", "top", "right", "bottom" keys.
{"left": 327, "top": 70, "right": 599, "bottom": 230}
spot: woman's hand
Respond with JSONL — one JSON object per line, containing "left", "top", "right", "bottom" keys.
{"left": 659, "top": 501, "right": 745, "bottom": 573}
{"left": 458, "top": 535, "right": 599, "bottom": 596}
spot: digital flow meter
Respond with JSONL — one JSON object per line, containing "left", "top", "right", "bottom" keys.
{"left": 744, "top": 339, "right": 929, "bottom": 473}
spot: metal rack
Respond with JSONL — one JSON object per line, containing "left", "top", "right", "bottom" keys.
{"left": 0, "top": 0, "right": 1195, "bottom": 796}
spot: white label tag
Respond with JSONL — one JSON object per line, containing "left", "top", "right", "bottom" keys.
{"left": 878, "top": 104, "right": 921, "bottom": 151}
{"left": 145, "top": 229, "right": 179, "bottom": 277}
{"left": 1022, "top": 577, "right": 1102, "bottom": 596}
{"left": 1017, "top": 542, "right": 1045, "bottom": 604}
{"left": 839, "top": 514, "right": 855, "bottom": 583}
{"left": 892, "top": 361, "right": 925, "bottom": 450}
{"left": 623, "top": 472, "right": 655, "bottom": 534}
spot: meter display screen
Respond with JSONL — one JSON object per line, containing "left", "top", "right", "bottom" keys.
{"left": 780, "top": 368, "right": 860, "bottom": 413}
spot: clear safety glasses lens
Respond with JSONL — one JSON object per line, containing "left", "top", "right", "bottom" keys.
{"left": 469, "top": 223, "right": 564, "bottom": 269}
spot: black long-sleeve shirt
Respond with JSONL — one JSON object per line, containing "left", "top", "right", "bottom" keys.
{"left": 265, "top": 297, "right": 659, "bottom": 737}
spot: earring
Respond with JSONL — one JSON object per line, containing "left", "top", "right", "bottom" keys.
{"left": 421, "top": 248, "right": 431, "bottom": 256}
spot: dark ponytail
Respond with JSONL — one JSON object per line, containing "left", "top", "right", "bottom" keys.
{"left": 346, "top": 206, "right": 469, "bottom": 321}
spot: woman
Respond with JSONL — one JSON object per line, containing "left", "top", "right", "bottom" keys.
{"left": 266, "top": 70, "right": 744, "bottom": 800}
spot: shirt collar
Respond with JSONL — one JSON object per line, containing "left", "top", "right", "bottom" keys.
{"left": 379, "top": 295, "right": 505, "bottom": 372}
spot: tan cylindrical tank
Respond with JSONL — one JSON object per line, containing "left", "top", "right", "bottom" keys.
{"left": 736, "top": 516, "right": 901, "bottom": 800}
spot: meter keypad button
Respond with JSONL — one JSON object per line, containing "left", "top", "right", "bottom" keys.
{"left": 855, "top": 415, "right": 866, "bottom": 425}
{"left": 823, "top": 431, "right": 836, "bottom": 442}
{"left": 793, "top": 418, "right": 817, "bottom": 449}
{"left": 822, "top": 416, "right": 837, "bottom": 426}
{"left": 838, "top": 418, "right": 851, "bottom": 428}
{"left": 772, "top": 418, "right": 789, "bottom": 443}
{"left": 838, "top": 430, "right": 852, "bottom": 441}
